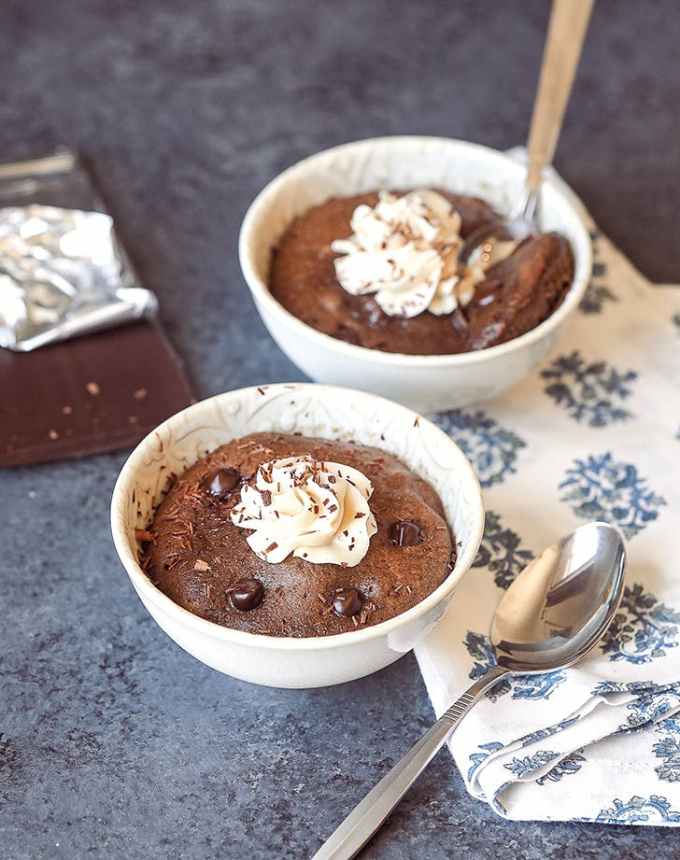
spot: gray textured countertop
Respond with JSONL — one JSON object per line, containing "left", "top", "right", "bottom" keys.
{"left": 2, "top": 2, "right": 679, "bottom": 857}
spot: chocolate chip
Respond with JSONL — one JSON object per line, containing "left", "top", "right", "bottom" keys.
{"left": 389, "top": 520, "right": 424, "bottom": 547}
{"left": 201, "top": 467, "right": 241, "bottom": 500}
{"left": 229, "top": 578, "right": 264, "bottom": 611}
{"left": 332, "top": 588, "right": 364, "bottom": 618}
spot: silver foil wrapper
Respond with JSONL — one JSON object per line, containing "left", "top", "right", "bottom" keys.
{"left": 0, "top": 151, "right": 157, "bottom": 351}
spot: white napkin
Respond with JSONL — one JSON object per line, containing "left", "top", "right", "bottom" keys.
{"left": 415, "top": 165, "right": 680, "bottom": 825}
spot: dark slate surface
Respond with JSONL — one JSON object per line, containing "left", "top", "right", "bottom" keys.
{"left": 1, "top": 1, "right": 678, "bottom": 857}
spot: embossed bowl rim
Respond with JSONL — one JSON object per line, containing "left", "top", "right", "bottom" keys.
{"left": 239, "top": 135, "right": 592, "bottom": 366}
{"left": 111, "top": 383, "right": 485, "bottom": 650}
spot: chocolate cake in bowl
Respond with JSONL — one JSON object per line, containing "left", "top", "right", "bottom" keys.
{"left": 270, "top": 189, "right": 575, "bottom": 356}
{"left": 111, "top": 383, "right": 484, "bottom": 688}
{"left": 141, "top": 432, "right": 455, "bottom": 638}
{"left": 239, "top": 136, "right": 591, "bottom": 412}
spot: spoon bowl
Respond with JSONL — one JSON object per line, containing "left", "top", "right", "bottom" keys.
{"left": 492, "top": 521, "right": 626, "bottom": 673}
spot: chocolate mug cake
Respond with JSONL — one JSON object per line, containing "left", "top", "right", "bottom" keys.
{"left": 140, "top": 432, "right": 455, "bottom": 638}
{"left": 269, "top": 188, "right": 575, "bottom": 355}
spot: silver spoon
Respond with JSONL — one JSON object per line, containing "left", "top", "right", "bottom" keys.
{"left": 508, "top": 0, "right": 594, "bottom": 239}
{"left": 314, "top": 521, "right": 626, "bottom": 860}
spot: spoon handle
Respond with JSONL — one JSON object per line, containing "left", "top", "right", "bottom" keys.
{"left": 313, "top": 666, "right": 508, "bottom": 860}
{"left": 526, "top": 0, "right": 594, "bottom": 191}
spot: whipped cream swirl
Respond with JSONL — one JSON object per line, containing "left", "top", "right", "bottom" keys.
{"left": 331, "top": 190, "right": 517, "bottom": 318}
{"left": 230, "top": 455, "right": 377, "bottom": 567}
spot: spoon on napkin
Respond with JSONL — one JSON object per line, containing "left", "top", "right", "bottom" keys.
{"left": 314, "top": 521, "right": 626, "bottom": 860}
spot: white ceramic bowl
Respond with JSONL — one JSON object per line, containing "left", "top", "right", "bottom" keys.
{"left": 239, "top": 136, "right": 592, "bottom": 413}
{"left": 111, "top": 383, "right": 484, "bottom": 688}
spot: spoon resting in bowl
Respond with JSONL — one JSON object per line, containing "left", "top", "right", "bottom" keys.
{"left": 508, "top": 0, "right": 594, "bottom": 239}
{"left": 314, "top": 521, "right": 626, "bottom": 860}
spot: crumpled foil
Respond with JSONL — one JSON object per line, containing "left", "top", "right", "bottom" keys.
{"left": 0, "top": 151, "right": 157, "bottom": 351}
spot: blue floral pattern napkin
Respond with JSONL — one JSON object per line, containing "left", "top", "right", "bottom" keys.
{"left": 415, "top": 172, "right": 680, "bottom": 826}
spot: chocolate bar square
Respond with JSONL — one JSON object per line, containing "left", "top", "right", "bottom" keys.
{"left": 0, "top": 321, "right": 195, "bottom": 467}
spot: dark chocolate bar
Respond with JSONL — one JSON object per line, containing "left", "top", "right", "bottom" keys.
{"left": 0, "top": 321, "right": 195, "bottom": 467}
